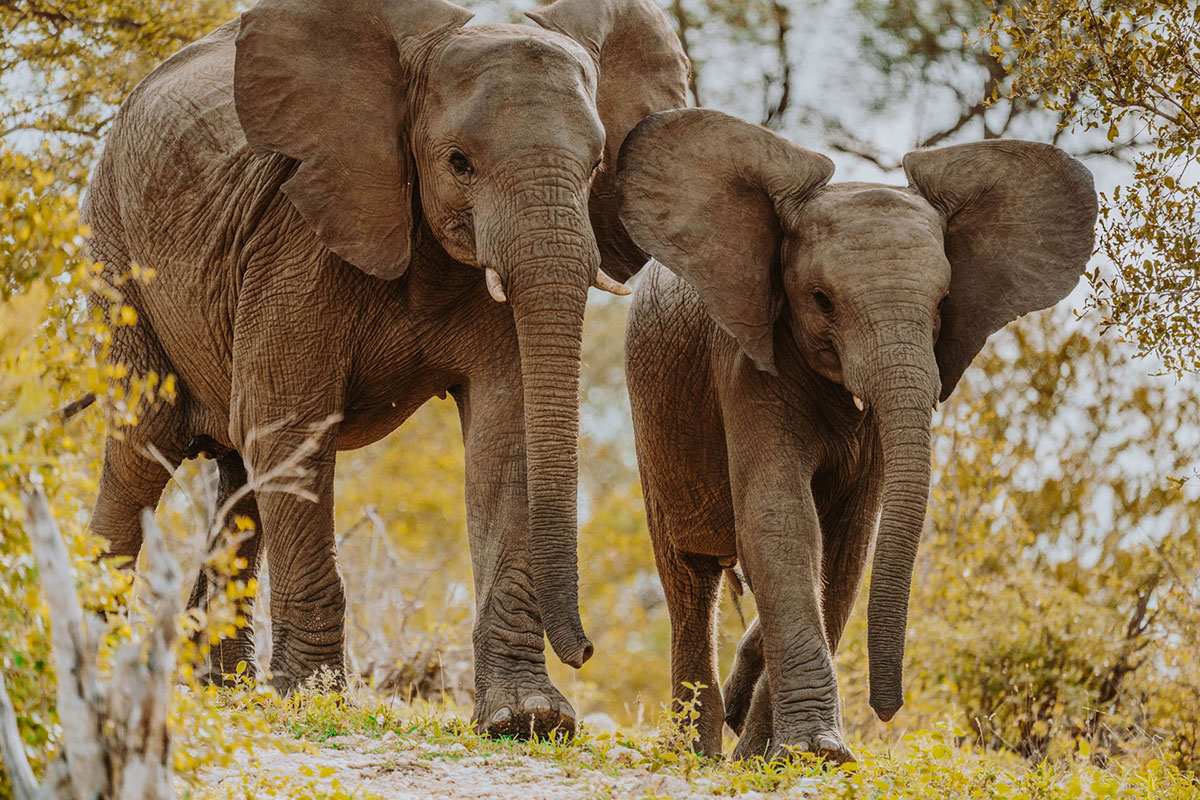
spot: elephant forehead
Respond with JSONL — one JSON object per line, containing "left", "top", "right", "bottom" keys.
{"left": 426, "top": 26, "right": 603, "bottom": 155}
{"left": 434, "top": 25, "right": 596, "bottom": 95}
{"left": 797, "top": 185, "right": 945, "bottom": 250}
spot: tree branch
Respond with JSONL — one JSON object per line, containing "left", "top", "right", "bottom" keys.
{"left": 668, "top": 0, "right": 701, "bottom": 106}
{"left": 761, "top": 1, "right": 792, "bottom": 130}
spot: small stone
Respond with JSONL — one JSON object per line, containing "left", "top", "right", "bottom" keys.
{"left": 606, "top": 745, "right": 641, "bottom": 765}
{"left": 785, "top": 778, "right": 824, "bottom": 797}
{"left": 379, "top": 730, "right": 399, "bottom": 744}
{"left": 630, "top": 774, "right": 691, "bottom": 798}
{"left": 581, "top": 712, "right": 618, "bottom": 733}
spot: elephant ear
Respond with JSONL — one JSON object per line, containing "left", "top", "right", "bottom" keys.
{"left": 904, "top": 140, "right": 1097, "bottom": 401}
{"left": 527, "top": 0, "right": 689, "bottom": 283}
{"left": 234, "top": 0, "right": 472, "bottom": 280}
{"left": 616, "top": 108, "right": 833, "bottom": 374}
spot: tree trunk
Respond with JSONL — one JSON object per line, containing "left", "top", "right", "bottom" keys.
{"left": 0, "top": 490, "right": 181, "bottom": 800}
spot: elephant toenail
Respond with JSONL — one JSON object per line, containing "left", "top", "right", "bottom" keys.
{"left": 817, "top": 736, "right": 840, "bottom": 752}
{"left": 795, "top": 741, "right": 810, "bottom": 754}
{"left": 490, "top": 707, "right": 512, "bottom": 725}
{"left": 558, "top": 701, "right": 576, "bottom": 723}
{"left": 522, "top": 695, "right": 551, "bottom": 713}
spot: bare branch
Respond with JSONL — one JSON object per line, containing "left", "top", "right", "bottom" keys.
{"left": 667, "top": 0, "right": 701, "bottom": 106}
{"left": 3, "top": 490, "right": 182, "bottom": 799}
{"left": 761, "top": 1, "right": 792, "bottom": 131}
{"left": 827, "top": 139, "right": 902, "bottom": 171}
{"left": 0, "top": 670, "right": 39, "bottom": 800}
{"left": 21, "top": 488, "right": 107, "bottom": 800}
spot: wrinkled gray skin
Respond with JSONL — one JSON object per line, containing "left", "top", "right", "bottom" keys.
{"left": 82, "top": 0, "right": 687, "bottom": 738}
{"left": 617, "top": 109, "right": 1097, "bottom": 760}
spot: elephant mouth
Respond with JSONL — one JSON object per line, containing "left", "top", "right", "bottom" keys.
{"left": 436, "top": 211, "right": 477, "bottom": 265}
{"left": 453, "top": 211, "right": 474, "bottom": 241}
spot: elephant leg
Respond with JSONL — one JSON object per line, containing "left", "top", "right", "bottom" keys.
{"left": 88, "top": 322, "right": 188, "bottom": 564}
{"left": 231, "top": 412, "right": 344, "bottom": 695}
{"left": 731, "top": 673, "right": 773, "bottom": 760}
{"left": 228, "top": 277, "right": 350, "bottom": 695}
{"left": 724, "top": 484, "right": 876, "bottom": 744}
{"left": 186, "top": 449, "right": 264, "bottom": 685}
{"left": 90, "top": 435, "right": 179, "bottom": 564}
{"left": 723, "top": 616, "right": 763, "bottom": 735}
{"left": 727, "top": 416, "right": 854, "bottom": 764}
{"left": 454, "top": 381, "right": 576, "bottom": 740}
{"left": 647, "top": 494, "right": 724, "bottom": 757}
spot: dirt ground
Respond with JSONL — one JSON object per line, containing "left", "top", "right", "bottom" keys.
{"left": 208, "top": 730, "right": 824, "bottom": 799}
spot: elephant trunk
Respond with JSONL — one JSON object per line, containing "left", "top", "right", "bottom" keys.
{"left": 853, "top": 341, "right": 938, "bottom": 722}
{"left": 479, "top": 186, "right": 597, "bottom": 670}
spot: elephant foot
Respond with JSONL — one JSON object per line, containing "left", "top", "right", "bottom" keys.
{"left": 193, "top": 633, "right": 258, "bottom": 687}
{"left": 473, "top": 683, "right": 577, "bottom": 740}
{"left": 267, "top": 629, "right": 347, "bottom": 696}
{"left": 195, "top": 653, "right": 257, "bottom": 687}
{"left": 759, "top": 731, "right": 855, "bottom": 765}
{"left": 732, "top": 725, "right": 854, "bottom": 765}
{"left": 268, "top": 661, "right": 347, "bottom": 696}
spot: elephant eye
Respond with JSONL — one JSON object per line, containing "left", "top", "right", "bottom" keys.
{"left": 812, "top": 289, "right": 835, "bottom": 315}
{"left": 448, "top": 151, "right": 473, "bottom": 178}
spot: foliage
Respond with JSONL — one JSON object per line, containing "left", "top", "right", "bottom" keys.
{"left": 1, "top": 4, "right": 254, "bottom": 795}
{"left": 837, "top": 308, "right": 1200, "bottom": 769}
{"left": 1, "top": 146, "right": 113, "bottom": 797}
{"left": 1, "top": 0, "right": 238, "bottom": 184}
{"left": 847, "top": 0, "right": 1037, "bottom": 160}
{"left": 985, "top": 0, "right": 1200, "bottom": 373}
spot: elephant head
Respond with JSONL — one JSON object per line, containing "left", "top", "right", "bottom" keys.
{"left": 615, "top": 108, "right": 1096, "bottom": 719}
{"left": 233, "top": 0, "right": 688, "bottom": 669}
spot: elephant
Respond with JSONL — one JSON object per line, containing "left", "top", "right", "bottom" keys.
{"left": 80, "top": 0, "right": 688, "bottom": 737}
{"left": 615, "top": 108, "right": 1097, "bottom": 760}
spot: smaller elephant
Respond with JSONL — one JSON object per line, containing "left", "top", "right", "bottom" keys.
{"left": 616, "top": 109, "right": 1097, "bottom": 760}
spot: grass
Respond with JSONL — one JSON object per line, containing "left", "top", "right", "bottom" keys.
{"left": 176, "top": 673, "right": 1200, "bottom": 800}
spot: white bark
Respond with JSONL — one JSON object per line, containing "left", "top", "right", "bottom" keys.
{"left": 0, "top": 489, "right": 181, "bottom": 800}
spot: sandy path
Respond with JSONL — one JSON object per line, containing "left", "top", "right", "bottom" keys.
{"left": 208, "top": 731, "right": 823, "bottom": 799}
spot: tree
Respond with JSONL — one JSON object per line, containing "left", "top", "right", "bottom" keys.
{"left": 986, "top": 0, "right": 1200, "bottom": 374}
{"left": 837, "top": 308, "right": 1200, "bottom": 768}
{"left": 1, "top": 0, "right": 236, "bottom": 182}
{"left": 1, "top": 3, "right": 235, "bottom": 795}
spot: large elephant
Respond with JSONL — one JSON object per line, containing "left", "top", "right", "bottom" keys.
{"left": 616, "top": 109, "right": 1097, "bottom": 759}
{"left": 82, "top": 0, "right": 687, "bottom": 737}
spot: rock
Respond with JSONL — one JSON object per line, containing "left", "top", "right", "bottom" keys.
{"left": 630, "top": 774, "right": 692, "bottom": 798}
{"left": 785, "top": 777, "right": 825, "bottom": 796}
{"left": 606, "top": 745, "right": 642, "bottom": 766}
{"left": 379, "top": 730, "right": 399, "bottom": 744}
{"left": 582, "top": 712, "right": 619, "bottom": 733}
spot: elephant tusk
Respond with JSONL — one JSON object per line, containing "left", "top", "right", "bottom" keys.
{"left": 933, "top": 401, "right": 940, "bottom": 412}
{"left": 593, "top": 270, "right": 631, "bottom": 296}
{"left": 853, "top": 395, "right": 865, "bottom": 411}
{"left": 484, "top": 267, "right": 507, "bottom": 303}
